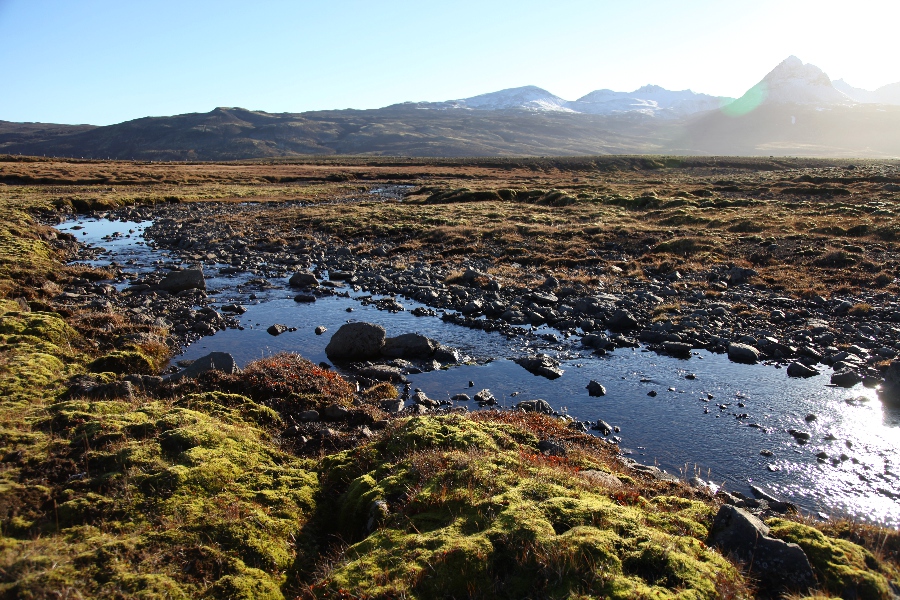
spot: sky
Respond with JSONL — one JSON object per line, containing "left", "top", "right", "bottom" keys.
{"left": 1, "top": 0, "right": 898, "bottom": 125}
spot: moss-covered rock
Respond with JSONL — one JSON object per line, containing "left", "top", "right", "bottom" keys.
{"left": 767, "top": 518, "right": 892, "bottom": 600}
{"left": 88, "top": 349, "right": 156, "bottom": 375}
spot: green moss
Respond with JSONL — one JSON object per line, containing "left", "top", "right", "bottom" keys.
{"left": 767, "top": 518, "right": 892, "bottom": 600}
{"left": 0, "top": 311, "right": 76, "bottom": 347}
{"left": 88, "top": 349, "right": 155, "bottom": 375}
{"left": 314, "top": 416, "right": 743, "bottom": 599}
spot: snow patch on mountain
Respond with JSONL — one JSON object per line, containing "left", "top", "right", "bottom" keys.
{"left": 833, "top": 78, "right": 900, "bottom": 105}
{"left": 571, "top": 85, "right": 728, "bottom": 118}
{"left": 739, "top": 55, "right": 851, "bottom": 106}
{"left": 445, "top": 86, "right": 575, "bottom": 112}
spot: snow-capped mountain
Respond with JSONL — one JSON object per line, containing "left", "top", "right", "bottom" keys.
{"left": 734, "top": 55, "right": 851, "bottom": 106}
{"left": 570, "top": 85, "right": 728, "bottom": 118}
{"left": 421, "top": 84, "right": 729, "bottom": 118}
{"left": 447, "top": 85, "right": 574, "bottom": 112}
{"left": 833, "top": 78, "right": 900, "bottom": 105}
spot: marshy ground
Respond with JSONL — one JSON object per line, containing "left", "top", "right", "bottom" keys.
{"left": 1, "top": 154, "right": 899, "bottom": 599}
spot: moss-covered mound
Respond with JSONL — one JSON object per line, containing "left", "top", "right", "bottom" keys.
{"left": 308, "top": 415, "right": 746, "bottom": 599}
{"left": 767, "top": 519, "right": 894, "bottom": 600}
{"left": 1, "top": 391, "right": 317, "bottom": 599}
{"left": 206, "top": 352, "right": 355, "bottom": 414}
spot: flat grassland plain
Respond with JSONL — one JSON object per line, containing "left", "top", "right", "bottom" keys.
{"left": 0, "top": 154, "right": 898, "bottom": 599}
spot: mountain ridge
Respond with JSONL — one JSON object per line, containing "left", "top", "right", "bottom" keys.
{"left": 2, "top": 56, "right": 900, "bottom": 159}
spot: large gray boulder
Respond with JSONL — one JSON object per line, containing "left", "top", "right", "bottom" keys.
{"left": 728, "top": 343, "right": 759, "bottom": 364}
{"left": 708, "top": 505, "right": 815, "bottom": 594}
{"left": 515, "top": 355, "right": 564, "bottom": 379}
{"left": 325, "top": 322, "right": 386, "bottom": 360}
{"left": 157, "top": 268, "right": 205, "bottom": 293}
{"left": 289, "top": 272, "right": 319, "bottom": 288}
{"left": 169, "top": 352, "right": 239, "bottom": 381}
{"left": 381, "top": 333, "right": 437, "bottom": 359}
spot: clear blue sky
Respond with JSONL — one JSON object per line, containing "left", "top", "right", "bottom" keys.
{"left": 1, "top": 0, "right": 897, "bottom": 125}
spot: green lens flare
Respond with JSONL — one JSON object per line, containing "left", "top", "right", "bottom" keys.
{"left": 721, "top": 81, "right": 767, "bottom": 116}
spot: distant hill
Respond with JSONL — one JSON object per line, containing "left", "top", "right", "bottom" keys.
{"left": 2, "top": 56, "right": 899, "bottom": 159}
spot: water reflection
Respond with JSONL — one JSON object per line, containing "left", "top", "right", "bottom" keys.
{"left": 63, "top": 216, "right": 900, "bottom": 526}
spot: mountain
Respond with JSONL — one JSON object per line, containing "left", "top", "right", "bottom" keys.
{"left": 2, "top": 56, "right": 899, "bottom": 159}
{"left": 833, "top": 79, "right": 900, "bottom": 105}
{"left": 727, "top": 55, "right": 851, "bottom": 111}
{"left": 438, "top": 86, "right": 574, "bottom": 112}
{"left": 415, "top": 84, "right": 728, "bottom": 118}
{"left": 570, "top": 85, "right": 728, "bottom": 118}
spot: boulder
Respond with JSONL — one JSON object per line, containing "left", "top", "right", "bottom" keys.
{"left": 707, "top": 505, "right": 814, "bottom": 594}
{"left": 267, "top": 324, "right": 288, "bottom": 336}
{"left": 592, "top": 419, "right": 613, "bottom": 435}
{"left": 579, "top": 469, "right": 623, "bottom": 490}
{"left": 325, "top": 322, "right": 386, "bottom": 360}
{"left": 380, "top": 399, "right": 403, "bottom": 413}
{"left": 831, "top": 369, "right": 862, "bottom": 388}
{"left": 474, "top": 389, "right": 496, "bottom": 406}
{"left": 289, "top": 272, "right": 319, "bottom": 288}
{"left": 412, "top": 391, "right": 439, "bottom": 408}
{"left": 726, "top": 266, "right": 758, "bottom": 285}
{"left": 515, "top": 355, "right": 564, "bottom": 379}
{"left": 358, "top": 365, "right": 406, "bottom": 382}
{"left": 516, "top": 399, "right": 553, "bottom": 414}
{"left": 786, "top": 362, "right": 819, "bottom": 378}
{"left": 537, "top": 439, "right": 566, "bottom": 455}
{"left": 728, "top": 343, "right": 759, "bottom": 364}
{"left": 169, "top": 352, "right": 239, "bottom": 381}
{"left": 663, "top": 341, "right": 692, "bottom": 358}
{"left": 157, "top": 268, "right": 205, "bottom": 293}
{"left": 298, "top": 410, "right": 319, "bottom": 422}
{"left": 608, "top": 309, "right": 640, "bottom": 331}
{"left": 881, "top": 360, "right": 900, "bottom": 404}
{"left": 433, "top": 344, "right": 460, "bottom": 364}
{"left": 586, "top": 380, "right": 607, "bottom": 397}
{"left": 323, "top": 404, "right": 350, "bottom": 420}
{"left": 381, "top": 333, "right": 438, "bottom": 359}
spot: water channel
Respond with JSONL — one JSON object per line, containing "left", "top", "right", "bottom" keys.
{"left": 59, "top": 215, "right": 900, "bottom": 527}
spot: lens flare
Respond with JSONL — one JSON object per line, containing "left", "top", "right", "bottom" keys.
{"left": 721, "top": 81, "right": 767, "bottom": 116}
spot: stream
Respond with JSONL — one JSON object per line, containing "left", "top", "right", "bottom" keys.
{"left": 60, "top": 215, "right": 900, "bottom": 527}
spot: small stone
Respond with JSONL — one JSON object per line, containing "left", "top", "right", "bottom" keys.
{"left": 314, "top": 325, "right": 327, "bottom": 335}
{"left": 267, "top": 323, "right": 288, "bottom": 336}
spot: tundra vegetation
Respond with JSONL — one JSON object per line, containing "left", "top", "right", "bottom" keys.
{"left": 0, "top": 154, "right": 898, "bottom": 599}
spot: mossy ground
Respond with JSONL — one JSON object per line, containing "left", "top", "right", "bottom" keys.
{"left": 308, "top": 415, "right": 744, "bottom": 599}
{"left": 1, "top": 159, "right": 898, "bottom": 598}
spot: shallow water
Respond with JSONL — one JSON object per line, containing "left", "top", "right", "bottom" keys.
{"left": 64, "top": 216, "right": 900, "bottom": 526}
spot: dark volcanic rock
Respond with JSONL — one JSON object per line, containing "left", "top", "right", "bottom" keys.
{"left": 169, "top": 352, "right": 239, "bottom": 381}
{"left": 289, "top": 272, "right": 319, "bottom": 287}
{"left": 787, "top": 361, "right": 819, "bottom": 378}
{"left": 267, "top": 323, "right": 288, "bottom": 336}
{"left": 325, "top": 322, "right": 386, "bottom": 360}
{"left": 608, "top": 309, "right": 639, "bottom": 331}
{"left": 382, "top": 333, "right": 438, "bottom": 359}
{"left": 514, "top": 355, "right": 563, "bottom": 379}
{"left": 663, "top": 341, "right": 692, "bottom": 358}
{"left": 157, "top": 268, "right": 205, "bottom": 293}
{"left": 831, "top": 369, "right": 862, "bottom": 388}
{"left": 586, "top": 380, "right": 607, "bottom": 397}
{"left": 516, "top": 399, "right": 554, "bottom": 414}
{"left": 707, "top": 505, "right": 814, "bottom": 594}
